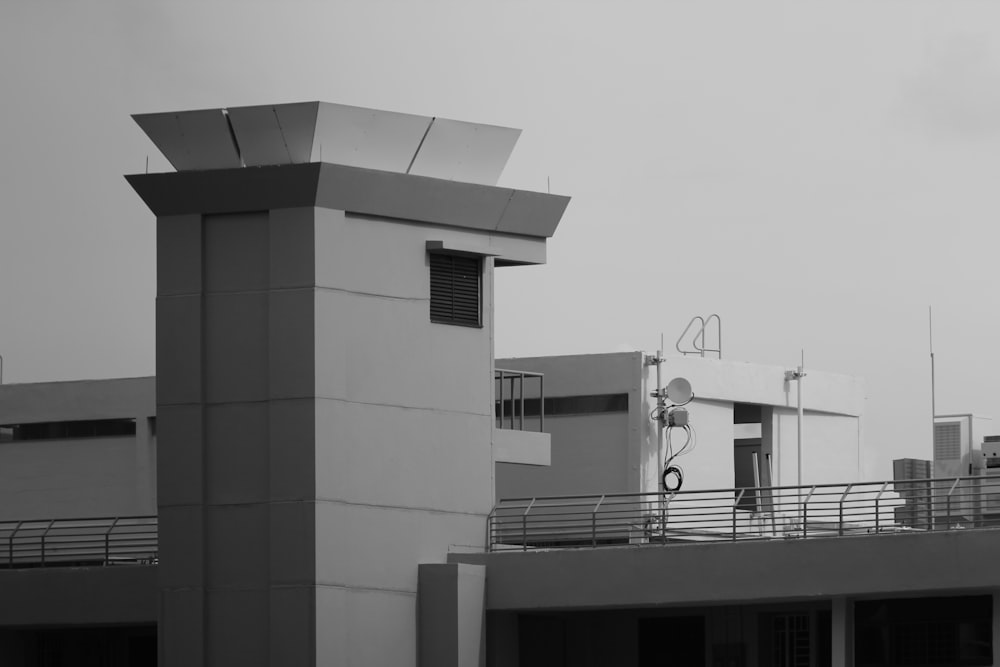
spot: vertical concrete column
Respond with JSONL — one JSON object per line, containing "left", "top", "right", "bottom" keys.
{"left": 155, "top": 213, "right": 208, "bottom": 667}
{"left": 418, "top": 563, "right": 487, "bottom": 667}
{"left": 155, "top": 208, "right": 318, "bottom": 667}
{"left": 831, "top": 597, "right": 852, "bottom": 667}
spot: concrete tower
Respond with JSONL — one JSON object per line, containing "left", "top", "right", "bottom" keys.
{"left": 127, "top": 102, "right": 568, "bottom": 666}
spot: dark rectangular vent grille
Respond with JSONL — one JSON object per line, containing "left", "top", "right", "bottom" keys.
{"left": 430, "top": 253, "right": 481, "bottom": 327}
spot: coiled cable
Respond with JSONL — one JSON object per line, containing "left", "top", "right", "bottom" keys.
{"left": 662, "top": 424, "right": 697, "bottom": 493}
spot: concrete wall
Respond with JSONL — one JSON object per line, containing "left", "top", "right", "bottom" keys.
{"left": 496, "top": 413, "right": 630, "bottom": 497}
{"left": 494, "top": 352, "right": 866, "bottom": 501}
{"left": 773, "top": 408, "right": 861, "bottom": 487}
{"left": 312, "top": 209, "right": 500, "bottom": 667}
{"left": 0, "top": 377, "right": 155, "bottom": 424}
{"left": 0, "top": 378, "right": 156, "bottom": 520}
{"left": 153, "top": 202, "right": 545, "bottom": 666}
{"left": 155, "top": 208, "right": 318, "bottom": 667}
{"left": 453, "top": 529, "right": 1000, "bottom": 611}
{"left": 496, "top": 353, "right": 644, "bottom": 499}
{"left": 0, "top": 566, "right": 157, "bottom": 626}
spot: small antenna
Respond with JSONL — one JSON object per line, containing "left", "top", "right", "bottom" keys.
{"left": 145, "top": 156, "right": 149, "bottom": 174}
{"left": 930, "top": 306, "right": 936, "bottom": 442}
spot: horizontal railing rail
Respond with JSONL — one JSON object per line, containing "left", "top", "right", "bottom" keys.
{"left": 0, "top": 515, "right": 157, "bottom": 568}
{"left": 487, "top": 475, "right": 1000, "bottom": 552}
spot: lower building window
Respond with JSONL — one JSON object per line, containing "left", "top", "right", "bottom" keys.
{"left": 855, "top": 595, "right": 992, "bottom": 666}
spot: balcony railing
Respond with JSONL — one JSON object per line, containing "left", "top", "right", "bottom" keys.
{"left": 487, "top": 475, "right": 1000, "bottom": 551}
{"left": 0, "top": 516, "right": 158, "bottom": 568}
{"left": 495, "top": 368, "right": 544, "bottom": 432}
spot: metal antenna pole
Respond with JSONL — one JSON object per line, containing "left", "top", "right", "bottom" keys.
{"left": 656, "top": 335, "right": 664, "bottom": 491}
{"left": 797, "top": 350, "right": 804, "bottom": 489}
{"left": 929, "top": 307, "right": 936, "bottom": 445}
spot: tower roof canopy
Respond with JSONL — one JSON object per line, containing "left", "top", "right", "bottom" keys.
{"left": 133, "top": 102, "right": 521, "bottom": 187}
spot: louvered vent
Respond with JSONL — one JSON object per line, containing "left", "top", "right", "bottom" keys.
{"left": 934, "top": 422, "right": 961, "bottom": 460}
{"left": 429, "top": 253, "right": 481, "bottom": 327}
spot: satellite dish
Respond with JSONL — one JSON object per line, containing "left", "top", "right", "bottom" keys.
{"left": 665, "top": 377, "right": 693, "bottom": 405}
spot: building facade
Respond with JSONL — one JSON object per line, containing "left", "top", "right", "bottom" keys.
{"left": 0, "top": 101, "right": 999, "bottom": 667}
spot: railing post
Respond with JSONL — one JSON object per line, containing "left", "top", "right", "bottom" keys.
{"left": 40, "top": 519, "right": 55, "bottom": 566}
{"left": 9, "top": 520, "right": 22, "bottom": 567}
{"left": 802, "top": 486, "right": 817, "bottom": 539}
{"left": 104, "top": 517, "right": 121, "bottom": 565}
{"left": 508, "top": 376, "right": 515, "bottom": 430}
{"left": 947, "top": 477, "right": 960, "bottom": 529}
{"left": 592, "top": 495, "right": 605, "bottom": 547}
{"left": 875, "top": 481, "right": 888, "bottom": 533}
{"left": 519, "top": 373, "right": 525, "bottom": 431}
{"left": 733, "top": 489, "right": 745, "bottom": 541}
{"left": 539, "top": 375, "right": 545, "bottom": 433}
{"left": 522, "top": 498, "right": 535, "bottom": 552}
{"left": 838, "top": 484, "right": 853, "bottom": 537}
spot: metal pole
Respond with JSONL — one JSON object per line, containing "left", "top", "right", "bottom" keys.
{"left": 497, "top": 370, "right": 504, "bottom": 428}
{"left": 930, "top": 306, "right": 936, "bottom": 447}
{"left": 797, "top": 350, "right": 804, "bottom": 489}
{"left": 0, "top": 353, "right": 4, "bottom": 384}
{"left": 656, "top": 349, "right": 664, "bottom": 492}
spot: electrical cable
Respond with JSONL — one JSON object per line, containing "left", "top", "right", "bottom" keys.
{"left": 661, "top": 424, "right": 697, "bottom": 493}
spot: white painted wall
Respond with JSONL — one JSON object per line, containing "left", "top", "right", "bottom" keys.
{"left": 772, "top": 408, "right": 861, "bottom": 487}
{"left": 496, "top": 352, "right": 867, "bottom": 499}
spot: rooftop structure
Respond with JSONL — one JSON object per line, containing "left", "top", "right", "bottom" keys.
{"left": 0, "top": 101, "right": 999, "bottom": 667}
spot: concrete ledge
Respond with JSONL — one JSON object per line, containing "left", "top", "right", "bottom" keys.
{"left": 127, "top": 163, "right": 569, "bottom": 240}
{"left": 452, "top": 529, "right": 1000, "bottom": 610}
{"left": 494, "top": 430, "right": 551, "bottom": 466}
{"left": 0, "top": 565, "right": 158, "bottom": 626}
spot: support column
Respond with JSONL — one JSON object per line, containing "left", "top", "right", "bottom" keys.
{"left": 418, "top": 563, "right": 486, "bottom": 667}
{"left": 831, "top": 597, "right": 852, "bottom": 667}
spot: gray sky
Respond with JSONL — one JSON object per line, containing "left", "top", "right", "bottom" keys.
{"left": 2, "top": 1, "right": 1000, "bottom": 478}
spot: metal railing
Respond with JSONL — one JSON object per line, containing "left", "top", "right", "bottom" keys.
{"left": 495, "top": 368, "right": 544, "bottom": 432}
{"left": 487, "top": 475, "right": 1000, "bottom": 551}
{"left": 0, "top": 516, "right": 157, "bottom": 568}
{"left": 675, "top": 314, "right": 722, "bottom": 359}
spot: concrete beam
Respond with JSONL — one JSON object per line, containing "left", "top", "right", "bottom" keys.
{"left": 453, "top": 530, "right": 1000, "bottom": 611}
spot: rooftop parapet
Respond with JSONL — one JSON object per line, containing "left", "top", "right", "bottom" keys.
{"left": 133, "top": 102, "right": 521, "bottom": 186}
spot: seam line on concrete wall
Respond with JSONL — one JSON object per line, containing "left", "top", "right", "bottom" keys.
{"left": 493, "top": 190, "right": 517, "bottom": 231}
{"left": 315, "top": 496, "right": 489, "bottom": 518}
{"left": 159, "top": 286, "right": 424, "bottom": 302}
{"left": 316, "top": 582, "right": 417, "bottom": 597}
{"left": 316, "top": 396, "right": 491, "bottom": 418}
{"left": 155, "top": 396, "right": 490, "bottom": 417}
{"left": 314, "top": 285, "right": 424, "bottom": 301}
{"left": 159, "top": 498, "right": 488, "bottom": 518}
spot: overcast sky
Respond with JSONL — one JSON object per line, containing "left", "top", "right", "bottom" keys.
{"left": 2, "top": 1, "right": 999, "bottom": 478}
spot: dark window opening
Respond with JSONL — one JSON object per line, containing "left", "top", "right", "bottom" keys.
{"left": 638, "top": 616, "right": 706, "bottom": 666}
{"left": 495, "top": 393, "right": 628, "bottom": 420}
{"left": 0, "top": 418, "right": 137, "bottom": 442}
{"left": 734, "top": 402, "right": 763, "bottom": 424}
{"left": 856, "top": 595, "right": 992, "bottom": 666}
{"left": 430, "top": 252, "right": 482, "bottom": 327}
